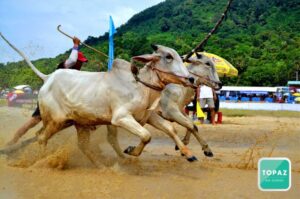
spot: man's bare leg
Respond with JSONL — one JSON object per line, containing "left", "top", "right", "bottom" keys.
{"left": 210, "top": 108, "right": 216, "bottom": 125}
{"left": 6, "top": 116, "right": 41, "bottom": 146}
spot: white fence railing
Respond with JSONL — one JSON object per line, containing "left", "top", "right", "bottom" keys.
{"left": 220, "top": 102, "right": 300, "bottom": 112}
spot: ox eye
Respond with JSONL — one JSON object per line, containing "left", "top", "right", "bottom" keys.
{"left": 166, "top": 54, "right": 173, "bottom": 61}
{"left": 205, "top": 62, "right": 211, "bottom": 66}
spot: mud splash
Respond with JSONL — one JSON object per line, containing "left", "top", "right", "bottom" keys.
{"left": 0, "top": 107, "right": 300, "bottom": 198}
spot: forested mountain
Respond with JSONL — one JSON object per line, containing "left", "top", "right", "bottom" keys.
{"left": 1, "top": 0, "right": 299, "bottom": 88}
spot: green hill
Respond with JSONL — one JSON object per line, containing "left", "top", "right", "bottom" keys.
{"left": 1, "top": 0, "right": 299, "bottom": 88}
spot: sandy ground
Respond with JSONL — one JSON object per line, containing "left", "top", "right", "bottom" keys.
{"left": 0, "top": 106, "right": 299, "bottom": 199}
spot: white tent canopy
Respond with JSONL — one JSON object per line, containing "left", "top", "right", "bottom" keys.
{"left": 13, "top": 85, "right": 31, "bottom": 90}
{"left": 221, "top": 86, "right": 277, "bottom": 93}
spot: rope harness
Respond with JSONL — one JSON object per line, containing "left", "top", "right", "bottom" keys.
{"left": 130, "top": 58, "right": 220, "bottom": 91}
{"left": 188, "top": 70, "right": 220, "bottom": 88}
{"left": 130, "top": 59, "right": 190, "bottom": 91}
{"left": 130, "top": 59, "right": 163, "bottom": 91}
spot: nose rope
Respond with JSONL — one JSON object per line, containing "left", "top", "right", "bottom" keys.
{"left": 150, "top": 66, "right": 189, "bottom": 80}
{"left": 188, "top": 70, "right": 220, "bottom": 85}
{"left": 130, "top": 59, "right": 190, "bottom": 91}
{"left": 130, "top": 59, "right": 164, "bottom": 91}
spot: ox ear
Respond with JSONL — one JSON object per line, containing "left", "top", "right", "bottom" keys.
{"left": 185, "top": 56, "right": 198, "bottom": 64}
{"left": 132, "top": 54, "right": 160, "bottom": 63}
{"left": 184, "top": 57, "right": 192, "bottom": 63}
{"left": 180, "top": 55, "right": 191, "bottom": 63}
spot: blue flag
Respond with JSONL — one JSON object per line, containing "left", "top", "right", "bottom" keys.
{"left": 108, "top": 16, "right": 116, "bottom": 71}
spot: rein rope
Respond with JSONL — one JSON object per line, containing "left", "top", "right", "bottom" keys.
{"left": 188, "top": 70, "right": 219, "bottom": 86}
{"left": 151, "top": 66, "right": 190, "bottom": 80}
{"left": 131, "top": 59, "right": 164, "bottom": 91}
{"left": 130, "top": 58, "right": 219, "bottom": 91}
{"left": 130, "top": 59, "right": 189, "bottom": 91}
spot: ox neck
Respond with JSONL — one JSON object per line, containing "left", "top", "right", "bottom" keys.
{"left": 185, "top": 87, "right": 196, "bottom": 104}
{"left": 136, "top": 64, "right": 166, "bottom": 92}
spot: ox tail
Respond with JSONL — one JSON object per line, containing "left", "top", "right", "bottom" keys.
{"left": 0, "top": 32, "right": 48, "bottom": 81}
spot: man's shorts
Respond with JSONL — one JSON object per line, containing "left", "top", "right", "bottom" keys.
{"left": 200, "top": 98, "right": 215, "bottom": 108}
{"left": 32, "top": 103, "right": 41, "bottom": 117}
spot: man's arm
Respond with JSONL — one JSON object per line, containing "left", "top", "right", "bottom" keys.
{"left": 64, "top": 37, "right": 80, "bottom": 68}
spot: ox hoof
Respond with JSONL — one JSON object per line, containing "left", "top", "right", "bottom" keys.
{"left": 175, "top": 145, "right": 179, "bottom": 151}
{"left": 187, "top": 156, "right": 198, "bottom": 162}
{"left": 124, "top": 146, "right": 135, "bottom": 155}
{"left": 204, "top": 151, "right": 214, "bottom": 157}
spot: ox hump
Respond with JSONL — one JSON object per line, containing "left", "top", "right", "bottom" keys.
{"left": 112, "top": 59, "right": 131, "bottom": 71}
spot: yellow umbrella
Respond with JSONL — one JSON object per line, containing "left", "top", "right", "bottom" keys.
{"left": 186, "top": 52, "right": 238, "bottom": 77}
{"left": 292, "top": 93, "right": 300, "bottom": 97}
{"left": 295, "top": 97, "right": 300, "bottom": 102}
{"left": 14, "top": 90, "right": 24, "bottom": 94}
{"left": 201, "top": 52, "right": 238, "bottom": 77}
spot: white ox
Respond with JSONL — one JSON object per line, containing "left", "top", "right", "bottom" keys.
{"left": 106, "top": 53, "right": 222, "bottom": 158}
{"left": 160, "top": 53, "right": 222, "bottom": 155}
{"left": 1, "top": 33, "right": 198, "bottom": 164}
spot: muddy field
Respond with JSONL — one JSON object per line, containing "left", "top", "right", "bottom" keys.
{"left": 0, "top": 107, "right": 299, "bottom": 199}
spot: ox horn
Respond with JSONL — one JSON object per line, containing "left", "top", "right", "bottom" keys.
{"left": 183, "top": 0, "right": 234, "bottom": 61}
{"left": 151, "top": 44, "right": 158, "bottom": 51}
{"left": 195, "top": 52, "right": 202, "bottom": 59}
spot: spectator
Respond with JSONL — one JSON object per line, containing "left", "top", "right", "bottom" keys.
{"left": 207, "top": 93, "right": 219, "bottom": 123}
{"left": 185, "top": 94, "right": 197, "bottom": 120}
{"left": 197, "top": 84, "right": 216, "bottom": 125}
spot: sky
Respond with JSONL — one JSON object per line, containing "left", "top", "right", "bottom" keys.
{"left": 0, "top": 0, "right": 164, "bottom": 63}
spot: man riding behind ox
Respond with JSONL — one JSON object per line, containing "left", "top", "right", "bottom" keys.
{"left": 6, "top": 37, "right": 88, "bottom": 146}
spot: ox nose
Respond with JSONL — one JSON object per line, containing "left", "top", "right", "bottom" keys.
{"left": 188, "top": 77, "right": 195, "bottom": 84}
